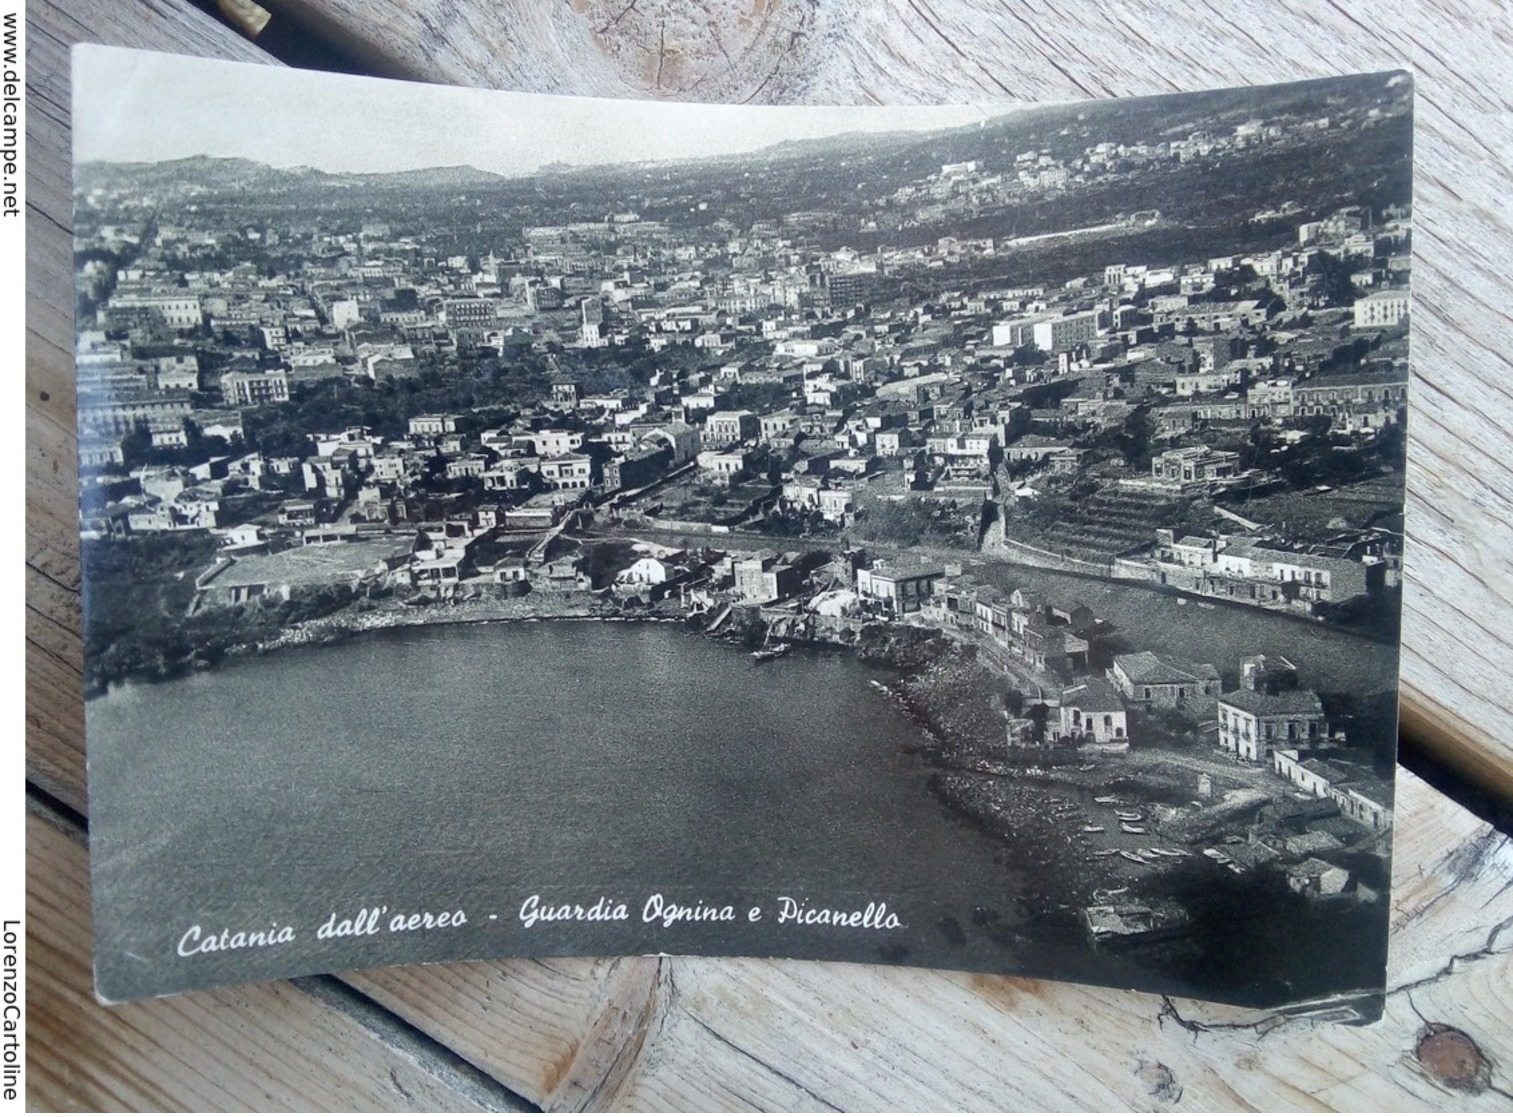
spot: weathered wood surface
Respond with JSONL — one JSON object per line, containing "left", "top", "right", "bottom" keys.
{"left": 23, "top": 0, "right": 1513, "bottom": 1109}
{"left": 258, "top": 0, "right": 1513, "bottom": 806}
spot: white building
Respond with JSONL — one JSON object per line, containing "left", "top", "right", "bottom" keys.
{"left": 1218, "top": 688, "right": 1326, "bottom": 763}
{"left": 1352, "top": 289, "right": 1410, "bottom": 328}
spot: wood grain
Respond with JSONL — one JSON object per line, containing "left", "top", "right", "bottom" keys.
{"left": 24, "top": 0, "right": 1513, "bottom": 1110}
{"left": 257, "top": 0, "right": 1513, "bottom": 805}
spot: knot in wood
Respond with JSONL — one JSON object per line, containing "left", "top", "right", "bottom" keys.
{"left": 1414, "top": 1023, "right": 1490, "bottom": 1094}
{"left": 563, "top": 0, "right": 816, "bottom": 101}
{"left": 1135, "top": 1059, "right": 1183, "bottom": 1104}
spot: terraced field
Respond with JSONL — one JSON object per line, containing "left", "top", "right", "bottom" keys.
{"left": 1007, "top": 489, "right": 1199, "bottom": 563}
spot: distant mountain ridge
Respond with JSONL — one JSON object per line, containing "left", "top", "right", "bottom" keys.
{"left": 75, "top": 157, "right": 507, "bottom": 194}
{"left": 74, "top": 71, "right": 1404, "bottom": 201}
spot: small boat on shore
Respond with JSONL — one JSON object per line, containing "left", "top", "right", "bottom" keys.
{"left": 1091, "top": 849, "right": 1121, "bottom": 858}
{"left": 1115, "top": 810, "right": 1144, "bottom": 822}
{"left": 1094, "top": 795, "right": 1119, "bottom": 805}
{"left": 1120, "top": 822, "right": 1148, "bottom": 835}
{"left": 1082, "top": 825, "right": 1106, "bottom": 834}
{"left": 1118, "top": 850, "right": 1149, "bottom": 865}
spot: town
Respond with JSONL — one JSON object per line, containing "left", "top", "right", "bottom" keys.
{"left": 74, "top": 73, "right": 1410, "bottom": 940}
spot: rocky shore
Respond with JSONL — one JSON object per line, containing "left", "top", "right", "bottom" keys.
{"left": 255, "top": 588, "right": 676, "bottom": 655}
{"left": 93, "top": 568, "right": 1383, "bottom": 956}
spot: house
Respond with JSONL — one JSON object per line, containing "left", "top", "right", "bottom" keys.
{"left": 78, "top": 389, "right": 194, "bottom": 437}
{"left": 603, "top": 445, "right": 673, "bottom": 492}
{"left": 759, "top": 410, "right": 799, "bottom": 441}
{"left": 856, "top": 561, "right": 944, "bottom": 616}
{"left": 1239, "top": 654, "right": 1299, "bottom": 694}
{"left": 1165, "top": 535, "right": 1220, "bottom": 568}
{"left": 697, "top": 448, "right": 751, "bottom": 482}
{"left": 279, "top": 501, "right": 317, "bottom": 527}
{"left": 1352, "top": 289, "right": 1409, "bottom": 328}
{"left": 1212, "top": 543, "right": 1375, "bottom": 607}
{"left": 483, "top": 455, "right": 540, "bottom": 492}
{"left": 530, "top": 429, "right": 585, "bottom": 457}
{"left": 155, "top": 355, "right": 201, "bottom": 391}
{"left": 704, "top": 410, "right": 759, "bottom": 446}
{"left": 1003, "top": 434, "right": 1073, "bottom": 465}
{"left": 409, "top": 542, "right": 466, "bottom": 587}
{"left": 371, "top": 454, "right": 408, "bottom": 483}
{"left": 1032, "top": 309, "right": 1100, "bottom": 352}
{"left": 782, "top": 480, "right": 853, "bottom": 523}
{"left": 617, "top": 556, "right": 671, "bottom": 587}
{"left": 446, "top": 454, "right": 490, "bottom": 480}
{"left": 408, "top": 414, "right": 459, "bottom": 437}
{"left": 733, "top": 557, "right": 803, "bottom": 603}
{"left": 1218, "top": 687, "right": 1326, "bottom": 763}
{"left": 1333, "top": 784, "right": 1393, "bottom": 832}
{"left": 1017, "top": 619, "right": 1089, "bottom": 675}
{"left": 1272, "top": 748, "right": 1352, "bottom": 798}
{"left": 1273, "top": 749, "right": 1393, "bottom": 832}
{"left": 535, "top": 552, "right": 589, "bottom": 590}
{"left": 1109, "top": 651, "right": 1222, "bottom": 709}
{"left": 216, "top": 523, "right": 266, "bottom": 551}
{"left": 220, "top": 369, "right": 289, "bottom": 406}
{"left": 124, "top": 488, "right": 223, "bottom": 532}
{"left": 1285, "top": 857, "right": 1351, "bottom": 898}
{"left": 1050, "top": 677, "right": 1129, "bottom": 748}
{"left": 973, "top": 590, "right": 1012, "bottom": 646}
{"left": 874, "top": 429, "right": 915, "bottom": 457}
{"left": 539, "top": 453, "right": 594, "bottom": 491}
{"left": 501, "top": 494, "right": 567, "bottom": 531}
{"left": 485, "top": 557, "right": 529, "bottom": 583}
{"left": 79, "top": 436, "right": 125, "bottom": 468}
{"left": 817, "top": 488, "right": 854, "bottom": 524}
{"left": 1150, "top": 445, "right": 1240, "bottom": 485}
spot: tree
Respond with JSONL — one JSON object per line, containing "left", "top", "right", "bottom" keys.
{"left": 1116, "top": 406, "right": 1154, "bottom": 470}
{"left": 120, "top": 421, "right": 153, "bottom": 468}
{"left": 856, "top": 494, "right": 933, "bottom": 547}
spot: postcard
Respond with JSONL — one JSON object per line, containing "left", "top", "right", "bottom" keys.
{"left": 73, "top": 45, "right": 1411, "bottom": 1012}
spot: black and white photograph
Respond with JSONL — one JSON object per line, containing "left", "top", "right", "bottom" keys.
{"left": 72, "top": 45, "right": 1411, "bottom": 1012}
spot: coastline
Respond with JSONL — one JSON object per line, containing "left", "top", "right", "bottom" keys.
{"left": 88, "top": 575, "right": 1393, "bottom": 1003}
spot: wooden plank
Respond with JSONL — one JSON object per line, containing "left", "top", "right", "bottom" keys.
{"left": 309, "top": 771, "right": 1513, "bottom": 1111}
{"left": 257, "top": 0, "right": 1513, "bottom": 804}
{"left": 25, "top": 0, "right": 1513, "bottom": 1110}
{"left": 25, "top": 802, "right": 527, "bottom": 1112}
{"left": 342, "top": 956, "right": 664, "bottom": 1112}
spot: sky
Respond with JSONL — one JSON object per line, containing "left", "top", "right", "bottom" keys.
{"left": 72, "top": 45, "right": 1022, "bottom": 177}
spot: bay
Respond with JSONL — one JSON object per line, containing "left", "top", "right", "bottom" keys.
{"left": 87, "top": 619, "right": 1037, "bottom": 999}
